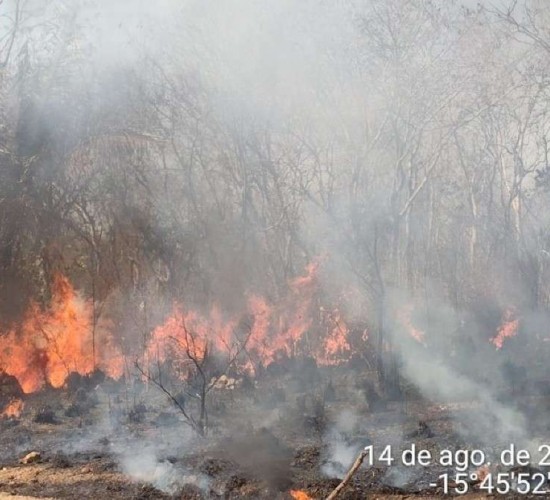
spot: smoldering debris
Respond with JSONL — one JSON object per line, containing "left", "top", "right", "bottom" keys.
{"left": 217, "top": 428, "right": 293, "bottom": 492}
{"left": 119, "top": 448, "right": 210, "bottom": 495}
{"left": 322, "top": 410, "right": 369, "bottom": 479}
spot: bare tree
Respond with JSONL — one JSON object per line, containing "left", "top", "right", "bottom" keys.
{"left": 136, "top": 318, "right": 252, "bottom": 436}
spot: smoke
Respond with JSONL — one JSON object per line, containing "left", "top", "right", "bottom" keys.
{"left": 322, "top": 409, "right": 363, "bottom": 479}
{"left": 32, "top": 385, "right": 213, "bottom": 494}
{"left": 3, "top": 0, "right": 550, "bottom": 493}
{"left": 386, "top": 290, "right": 531, "bottom": 449}
{"left": 118, "top": 445, "right": 210, "bottom": 494}
{"left": 399, "top": 339, "right": 527, "bottom": 444}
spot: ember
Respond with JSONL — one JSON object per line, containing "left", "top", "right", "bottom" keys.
{"left": 290, "top": 490, "right": 313, "bottom": 500}
{"left": 1, "top": 398, "right": 24, "bottom": 418}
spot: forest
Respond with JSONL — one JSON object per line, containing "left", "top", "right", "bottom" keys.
{"left": 1, "top": 1, "right": 550, "bottom": 498}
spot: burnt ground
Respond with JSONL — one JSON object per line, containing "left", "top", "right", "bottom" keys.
{"left": 0, "top": 367, "right": 548, "bottom": 499}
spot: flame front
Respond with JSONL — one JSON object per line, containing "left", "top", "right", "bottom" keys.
{"left": 0, "top": 274, "right": 124, "bottom": 393}
{"left": 0, "top": 262, "right": 528, "bottom": 396}
{"left": 145, "top": 259, "right": 353, "bottom": 373}
{"left": 0, "top": 263, "right": 355, "bottom": 393}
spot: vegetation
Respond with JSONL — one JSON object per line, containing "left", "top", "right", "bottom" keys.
{"left": 2, "top": 1, "right": 550, "bottom": 392}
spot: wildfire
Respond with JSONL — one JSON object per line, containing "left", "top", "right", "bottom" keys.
{"left": 290, "top": 490, "right": 313, "bottom": 500}
{"left": 491, "top": 307, "right": 519, "bottom": 350}
{"left": 0, "top": 273, "right": 124, "bottom": 393}
{"left": 0, "top": 260, "right": 356, "bottom": 394}
{"left": 1, "top": 398, "right": 24, "bottom": 418}
{"left": 146, "top": 258, "right": 353, "bottom": 373}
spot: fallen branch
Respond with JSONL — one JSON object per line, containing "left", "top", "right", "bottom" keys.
{"left": 326, "top": 446, "right": 369, "bottom": 500}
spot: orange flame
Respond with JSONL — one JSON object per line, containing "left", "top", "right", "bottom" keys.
{"left": 318, "top": 307, "right": 351, "bottom": 365}
{"left": 397, "top": 303, "right": 425, "bottom": 343}
{"left": 0, "top": 273, "right": 124, "bottom": 393}
{"left": 146, "top": 259, "right": 353, "bottom": 373}
{"left": 246, "top": 259, "right": 354, "bottom": 367}
{"left": 1, "top": 260, "right": 355, "bottom": 393}
{"left": 145, "top": 304, "right": 238, "bottom": 372}
{"left": 491, "top": 307, "right": 518, "bottom": 349}
{"left": 1, "top": 398, "right": 24, "bottom": 418}
{"left": 290, "top": 490, "right": 313, "bottom": 500}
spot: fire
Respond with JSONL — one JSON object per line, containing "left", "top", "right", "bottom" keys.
{"left": 146, "top": 258, "right": 354, "bottom": 373}
{"left": 0, "top": 273, "right": 124, "bottom": 393}
{"left": 1, "top": 398, "right": 24, "bottom": 418}
{"left": 290, "top": 490, "right": 313, "bottom": 500}
{"left": 246, "top": 259, "right": 352, "bottom": 367}
{"left": 1, "top": 260, "right": 356, "bottom": 394}
{"left": 248, "top": 260, "right": 319, "bottom": 366}
{"left": 491, "top": 307, "right": 518, "bottom": 349}
{"left": 145, "top": 305, "right": 238, "bottom": 371}
{"left": 318, "top": 307, "right": 351, "bottom": 365}
{"left": 397, "top": 303, "right": 425, "bottom": 343}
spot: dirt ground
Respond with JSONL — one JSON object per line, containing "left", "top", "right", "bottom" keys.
{"left": 0, "top": 368, "right": 547, "bottom": 499}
